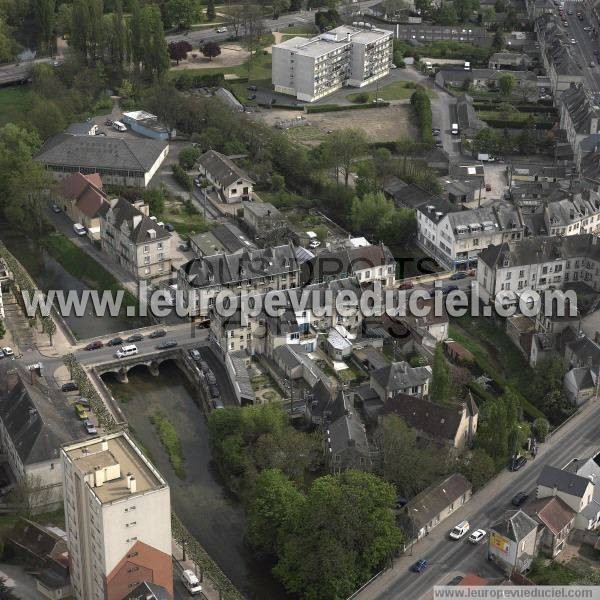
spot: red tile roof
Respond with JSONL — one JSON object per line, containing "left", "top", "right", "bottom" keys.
{"left": 458, "top": 573, "right": 489, "bottom": 586}
{"left": 523, "top": 496, "right": 575, "bottom": 535}
{"left": 59, "top": 172, "right": 107, "bottom": 219}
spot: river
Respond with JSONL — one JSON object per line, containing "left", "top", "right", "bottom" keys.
{"left": 103, "top": 360, "right": 287, "bottom": 600}
{"left": 1, "top": 231, "right": 145, "bottom": 339}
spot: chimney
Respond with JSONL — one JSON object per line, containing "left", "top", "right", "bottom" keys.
{"left": 132, "top": 215, "right": 143, "bottom": 229}
{"left": 94, "top": 468, "right": 105, "bottom": 488}
{"left": 129, "top": 476, "right": 136, "bottom": 494}
{"left": 126, "top": 472, "right": 132, "bottom": 489}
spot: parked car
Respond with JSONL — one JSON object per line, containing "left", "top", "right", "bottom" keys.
{"left": 149, "top": 329, "right": 167, "bottom": 339}
{"left": 83, "top": 420, "right": 97, "bottom": 434}
{"left": 571, "top": 38, "right": 577, "bottom": 44}
{"left": 398, "top": 281, "right": 414, "bottom": 290}
{"left": 448, "top": 576, "right": 463, "bottom": 585}
{"left": 73, "top": 223, "right": 87, "bottom": 236}
{"left": 0, "top": 349, "right": 5, "bottom": 359}
{"left": 104, "top": 119, "right": 113, "bottom": 126}
{"left": 52, "top": 203, "right": 61, "bottom": 213}
{"left": 107, "top": 337, "right": 124, "bottom": 347}
{"left": 194, "top": 178, "right": 202, "bottom": 188}
{"left": 211, "top": 399, "right": 225, "bottom": 409}
{"left": 585, "top": 26, "right": 593, "bottom": 31}
{"left": 196, "top": 318, "right": 210, "bottom": 329}
{"left": 61, "top": 382, "right": 77, "bottom": 392}
{"left": 511, "top": 456, "right": 528, "bottom": 471}
{"left": 85, "top": 340, "right": 104, "bottom": 351}
{"left": 2, "top": 347, "right": 14, "bottom": 357}
{"left": 77, "top": 397, "right": 90, "bottom": 408}
{"left": 209, "top": 385, "right": 220, "bottom": 398}
{"left": 449, "top": 521, "right": 470, "bottom": 540}
{"left": 215, "top": 26, "right": 227, "bottom": 32}
{"left": 512, "top": 491, "right": 529, "bottom": 507}
{"left": 468, "top": 529, "right": 487, "bottom": 544}
{"left": 441, "top": 284, "right": 459, "bottom": 295}
{"left": 164, "top": 223, "right": 175, "bottom": 232}
{"left": 199, "top": 361, "right": 210, "bottom": 373}
{"left": 248, "top": 94, "right": 257, "bottom": 100}
{"left": 206, "top": 371, "right": 217, "bottom": 385}
{"left": 450, "top": 271, "right": 468, "bottom": 281}
{"left": 126, "top": 333, "right": 143, "bottom": 343}
{"left": 591, "top": 61, "right": 596, "bottom": 68}
{"left": 410, "top": 559, "right": 429, "bottom": 573}
{"left": 435, "top": 139, "right": 444, "bottom": 147}
{"left": 485, "top": 183, "right": 492, "bottom": 191}
{"left": 190, "top": 349, "right": 202, "bottom": 362}
{"left": 74, "top": 403, "right": 89, "bottom": 420}
{"left": 157, "top": 340, "right": 178, "bottom": 350}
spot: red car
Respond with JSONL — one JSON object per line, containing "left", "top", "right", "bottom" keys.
{"left": 84, "top": 340, "right": 104, "bottom": 351}
{"left": 398, "top": 281, "right": 414, "bottom": 290}
{"left": 485, "top": 183, "right": 492, "bottom": 191}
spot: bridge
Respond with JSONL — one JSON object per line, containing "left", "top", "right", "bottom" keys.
{"left": 92, "top": 347, "right": 186, "bottom": 382}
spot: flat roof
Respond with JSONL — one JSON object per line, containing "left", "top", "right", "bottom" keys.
{"left": 64, "top": 431, "right": 166, "bottom": 504}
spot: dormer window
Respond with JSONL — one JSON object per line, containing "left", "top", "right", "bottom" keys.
{"left": 503, "top": 259, "right": 509, "bottom": 267}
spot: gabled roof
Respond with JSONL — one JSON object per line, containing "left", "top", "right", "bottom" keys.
{"left": 523, "top": 496, "right": 575, "bottom": 535}
{"left": 537, "top": 464, "right": 592, "bottom": 498}
{"left": 564, "top": 367, "right": 597, "bottom": 392}
{"left": 35, "top": 133, "right": 168, "bottom": 172}
{"left": 7, "top": 518, "right": 67, "bottom": 562}
{"left": 59, "top": 172, "right": 108, "bottom": 219}
{"left": 198, "top": 149, "right": 254, "bottom": 188}
{"left": 326, "top": 401, "right": 369, "bottom": 458}
{"left": 371, "top": 361, "right": 431, "bottom": 391}
{"left": 491, "top": 510, "right": 538, "bottom": 543}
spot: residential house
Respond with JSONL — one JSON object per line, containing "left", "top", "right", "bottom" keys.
{"left": 506, "top": 315, "right": 536, "bottom": 358}
{"left": 370, "top": 361, "right": 432, "bottom": 400}
{"left": 325, "top": 393, "right": 371, "bottom": 474}
{"left": 559, "top": 83, "right": 600, "bottom": 154}
{"left": 35, "top": 133, "right": 169, "bottom": 187}
{"left": 325, "top": 325, "right": 355, "bottom": 361}
{"left": 99, "top": 198, "right": 172, "bottom": 280}
{"left": 523, "top": 496, "right": 575, "bottom": 557}
{"left": 306, "top": 380, "right": 345, "bottom": 426}
{"left": 66, "top": 121, "right": 99, "bottom": 136}
{"left": 403, "top": 473, "right": 472, "bottom": 540}
{"left": 0, "top": 364, "right": 83, "bottom": 511}
{"left": 380, "top": 393, "right": 478, "bottom": 449}
{"left": 488, "top": 52, "right": 532, "bottom": 70}
{"left": 391, "top": 23, "right": 487, "bottom": 45}
{"left": 564, "top": 367, "right": 597, "bottom": 405}
{"left": 564, "top": 331, "right": 600, "bottom": 370}
{"left": 417, "top": 198, "right": 523, "bottom": 269}
{"left": 241, "top": 202, "right": 287, "bottom": 236}
{"left": 456, "top": 94, "right": 486, "bottom": 140}
{"left": 488, "top": 510, "right": 539, "bottom": 574}
{"left": 198, "top": 150, "right": 254, "bottom": 203}
{"left": 508, "top": 163, "right": 571, "bottom": 185}
{"left": 476, "top": 234, "right": 600, "bottom": 302}
{"left": 403, "top": 298, "right": 450, "bottom": 344}
{"left": 536, "top": 464, "right": 600, "bottom": 530}
{"left": 57, "top": 171, "right": 108, "bottom": 238}
{"left": 124, "top": 582, "right": 171, "bottom": 600}
{"left": 190, "top": 223, "right": 255, "bottom": 256}
{"left": 272, "top": 26, "right": 392, "bottom": 102}
{"left": 563, "top": 456, "right": 600, "bottom": 527}
{"left": 435, "top": 68, "right": 541, "bottom": 98}
{"left": 178, "top": 244, "right": 301, "bottom": 318}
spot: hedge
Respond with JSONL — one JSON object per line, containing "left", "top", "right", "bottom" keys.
{"left": 473, "top": 103, "right": 557, "bottom": 114}
{"left": 305, "top": 101, "right": 390, "bottom": 113}
{"left": 170, "top": 71, "right": 225, "bottom": 90}
{"left": 258, "top": 102, "right": 304, "bottom": 110}
{"left": 410, "top": 89, "right": 433, "bottom": 144}
{"left": 480, "top": 118, "right": 554, "bottom": 130}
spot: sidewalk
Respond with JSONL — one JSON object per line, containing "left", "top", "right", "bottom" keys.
{"left": 172, "top": 540, "right": 220, "bottom": 600}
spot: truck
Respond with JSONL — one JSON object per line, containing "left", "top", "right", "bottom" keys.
{"left": 477, "top": 153, "right": 495, "bottom": 162}
{"left": 181, "top": 569, "right": 203, "bottom": 595}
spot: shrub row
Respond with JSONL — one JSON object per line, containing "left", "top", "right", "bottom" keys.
{"left": 473, "top": 103, "right": 557, "bottom": 114}
{"left": 305, "top": 101, "right": 390, "bottom": 114}
{"left": 481, "top": 118, "right": 554, "bottom": 130}
{"left": 257, "top": 102, "right": 304, "bottom": 110}
{"left": 170, "top": 71, "right": 225, "bottom": 90}
{"left": 410, "top": 89, "right": 433, "bottom": 144}
{"left": 172, "top": 164, "right": 193, "bottom": 190}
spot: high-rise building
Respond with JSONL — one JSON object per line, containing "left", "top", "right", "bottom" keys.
{"left": 272, "top": 26, "right": 393, "bottom": 102}
{"left": 61, "top": 432, "right": 173, "bottom": 600}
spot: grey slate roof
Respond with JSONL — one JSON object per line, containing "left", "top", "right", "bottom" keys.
{"left": 564, "top": 366, "right": 596, "bottom": 392}
{"left": 98, "top": 198, "right": 170, "bottom": 244}
{"left": 371, "top": 361, "right": 431, "bottom": 391}
{"left": 309, "top": 379, "right": 346, "bottom": 422}
{"left": 492, "top": 510, "right": 538, "bottom": 543}
{"left": 537, "top": 464, "right": 592, "bottom": 498}
{"left": 0, "top": 364, "right": 82, "bottom": 466}
{"left": 191, "top": 223, "right": 255, "bottom": 256}
{"left": 35, "top": 133, "right": 167, "bottom": 173}
{"left": 199, "top": 149, "right": 253, "bottom": 188}
{"left": 326, "top": 399, "right": 370, "bottom": 457}
{"left": 65, "top": 121, "right": 97, "bottom": 136}
{"left": 561, "top": 84, "right": 600, "bottom": 136}
{"left": 456, "top": 94, "right": 486, "bottom": 137}
{"left": 124, "top": 581, "right": 171, "bottom": 600}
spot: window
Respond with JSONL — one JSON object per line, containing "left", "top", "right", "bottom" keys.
{"left": 144, "top": 256, "right": 150, "bottom": 265}
{"left": 519, "top": 270, "right": 525, "bottom": 278}
{"left": 157, "top": 242, "right": 163, "bottom": 250}
{"left": 506, "top": 272, "right": 512, "bottom": 280}
{"left": 143, "top": 245, "right": 149, "bottom": 254}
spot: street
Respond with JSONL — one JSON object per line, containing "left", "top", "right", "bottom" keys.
{"left": 355, "top": 398, "right": 600, "bottom": 600}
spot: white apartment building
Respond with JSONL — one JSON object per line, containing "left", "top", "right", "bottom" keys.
{"left": 61, "top": 432, "right": 172, "bottom": 600}
{"left": 416, "top": 199, "right": 523, "bottom": 269}
{"left": 477, "top": 233, "right": 600, "bottom": 302}
{"left": 272, "top": 26, "right": 393, "bottom": 102}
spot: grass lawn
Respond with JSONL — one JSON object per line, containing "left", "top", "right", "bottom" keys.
{"left": 0, "top": 86, "right": 34, "bottom": 126}
{"left": 286, "top": 124, "right": 327, "bottom": 143}
{"left": 150, "top": 410, "right": 186, "bottom": 479}
{"left": 346, "top": 81, "right": 436, "bottom": 103}
{"left": 528, "top": 559, "right": 581, "bottom": 585}
{"left": 282, "top": 23, "right": 318, "bottom": 35}
{"left": 39, "top": 233, "right": 138, "bottom": 308}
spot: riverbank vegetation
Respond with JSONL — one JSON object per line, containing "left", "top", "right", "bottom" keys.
{"left": 151, "top": 410, "right": 186, "bottom": 479}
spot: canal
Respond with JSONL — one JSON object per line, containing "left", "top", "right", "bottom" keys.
{"left": 1, "top": 232, "right": 145, "bottom": 339}
{"left": 103, "top": 359, "right": 287, "bottom": 600}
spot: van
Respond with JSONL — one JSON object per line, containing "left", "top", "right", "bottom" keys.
{"left": 113, "top": 121, "right": 127, "bottom": 132}
{"left": 449, "top": 521, "right": 470, "bottom": 540}
{"left": 424, "top": 61, "right": 433, "bottom": 71}
{"left": 116, "top": 344, "right": 138, "bottom": 359}
{"left": 464, "top": 61, "right": 471, "bottom": 71}
{"left": 181, "top": 569, "right": 202, "bottom": 595}
{"left": 306, "top": 231, "right": 321, "bottom": 249}
{"left": 451, "top": 123, "right": 459, "bottom": 135}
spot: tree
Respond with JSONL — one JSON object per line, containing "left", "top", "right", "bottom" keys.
{"left": 246, "top": 469, "right": 305, "bottom": 557}
{"left": 454, "top": 0, "right": 477, "bottom": 21}
{"left": 481, "top": 6, "right": 495, "bottom": 26}
{"left": 436, "top": 1, "right": 458, "bottom": 24}
{"left": 460, "top": 448, "right": 495, "bottom": 490}
{"left": 142, "top": 4, "right": 170, "bottom": 79}
{"left": 498, "top": 73, "right": 516, "bottom": 97}
{"left": 0, "top": 320, "right": 5, "bottom": 339}
{"left": 271, "top": 0, "right": 291, "bottom": 18}
{"left": 532, "top": 417, "right": 550, "bottom": 442}
{"left": 492, "top": 29, "right": 504, "bottom": 51}
{"left": 228, "top": 4, "right": 245, "bottom": 36}
{"left": 273, "top": 471, "right": 402, "bottom": 599}
{"left": 201, "top": 41, "right": 221, "bottom": 61}
{"left": 271, "top": 173, "right": 285, "bottom": 192}
{"left": 494, "top": 0, "right": 505, "bottom": 11}
{"left": 415, "top": 0, "right": 432, "bottom": 13}
{"left": 168, "top": 40, "right": 192, "bottom": 64}
{"left": 242, "top": 3, "right": 265, "bottom": 70}
{"left": 42, "top": 316, "right": 56, "bottom": 345}
{"left": 165, "top": 0, "right": 199, "bottom": 30}
{"left": 207, "top": 0, "right": 216, "bottom": 21}
{"left": 178, "top": 145, "right": 201, "bottom": 169}
{"left": 32, "top": 0, "right": 56, "bottom": 54}
{"left": 351, "top": 191, "right": 392, "bottom": 235}
{"left": 517, "top": 115, "right": 536, "bottom": 154}
{"left": 382, "top": 0, "right": 407, "bottom": 18}
{"left": 323, "top": 128, "right": 367, "bottom": 185}
{"left": 430, "top": 343, "right": 452, "bottom": 405}
{"left": 314, "top": 224, "right": 328, "bottom": 243}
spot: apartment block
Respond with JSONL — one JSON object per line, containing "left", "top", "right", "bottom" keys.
{"left": 61, "top": 432, "right": 172, "bottom": 600}
{"left": 272, "top": 26, "right": 393, "bottom": 102}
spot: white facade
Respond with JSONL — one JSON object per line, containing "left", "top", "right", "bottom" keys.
{"left": 61, "top": 432, "right": 172, "bottom": 600}
{"left": 272, "top": 26, "right": 393, "bottom": 102}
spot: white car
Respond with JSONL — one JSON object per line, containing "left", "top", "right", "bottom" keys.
{"left": 584, "top": 26, "right": 593, "bottom": 31}
{"left": 468, "top": 529, "right": 487, "bottom": 544}
{"left": 2, "top": 347, "right": 14, "bottom": 357}
{"left": 449, "top": 521, "right": 470, "bottom": 540}
{"left": 571, "top": 38, "right": 577, "bottom": 44}
{"left": 73, "top": 223, "right": 86, "bottom": 236}
{"left": 215, "top": 26, "right": 227, "bottom": 33}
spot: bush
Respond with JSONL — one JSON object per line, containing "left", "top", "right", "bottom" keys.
{"left": 178, "top": 146, "right": 201, "bottom": 170}
{"left": 172, "top": 164, "right": 192, "bottom": 190}
{"left": 150, "top": 410, "right": 185, "bottom": 478}
{"left": 170, "top": 71, "right": 225, "bottom": 90}
{"left": 410, "top": 90, "right": 433, "bottom": 143}
{"left": 351, "top": 92, "right": 370, "bottom": 104}
{"left": 305, "top": 102, "right": 390, "bottom": 113}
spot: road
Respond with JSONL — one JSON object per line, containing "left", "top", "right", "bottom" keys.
{"left": 0, "top": 56, "right": 62, "bottom": 85}
{"left": 355, "top": 397, "right": 600, "bottom": 600}
{"left": 562, "top": 3, "right": 600, "bottom": 97}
